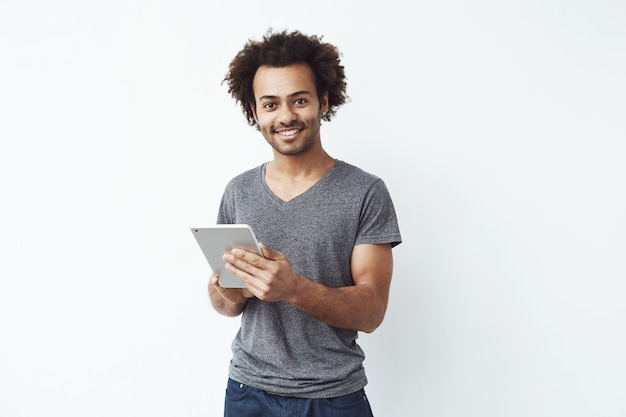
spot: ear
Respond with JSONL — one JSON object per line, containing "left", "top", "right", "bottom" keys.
{"left": 250, "top": 102, "right": 258, "bottom": 122}
{"left": 321, "top": 92, "right": 329, "bottom": 115}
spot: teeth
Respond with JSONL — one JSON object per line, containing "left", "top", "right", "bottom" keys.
{"left": 279, "top": 129, "right": 299, "bottom": 136}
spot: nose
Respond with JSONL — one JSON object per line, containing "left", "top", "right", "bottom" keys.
{"left": 276, "top": 105, "right": 297, "bottom": 125}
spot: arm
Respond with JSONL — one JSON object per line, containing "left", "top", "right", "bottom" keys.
{"left": 208, "top": 273, "right": 254, "bottom": 317}
{"left": 222, "top": 243, "right": 394, "bottom": 333}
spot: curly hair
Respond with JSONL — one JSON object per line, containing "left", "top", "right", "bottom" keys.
{"left": 223, "top": 29, "right": 348, "bottom": 128}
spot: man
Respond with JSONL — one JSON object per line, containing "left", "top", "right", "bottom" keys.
{"left": 208, "top": 29, "right": 402, "bottom": 417}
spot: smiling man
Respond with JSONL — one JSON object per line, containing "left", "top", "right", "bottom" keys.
{"left": 254, "top": 63, "right": 324, "bottom": 157}
{"left": 208, "top": 30, "right": 402, "bottom": 417}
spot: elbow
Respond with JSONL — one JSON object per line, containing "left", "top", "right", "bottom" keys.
{"left": 361, "top": 325, "right": 378, "bottom": 334}
{"left": 360, "top": 309, "right": 386, "bottom": 334}
{"left": 357, "top": 289, "right": 388, "bottom": 333}
{"left": 361, "top": 321, "right": 382, "bottom": 334}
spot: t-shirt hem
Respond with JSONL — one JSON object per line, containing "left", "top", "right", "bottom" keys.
{"left": 355, "top": 234, "right": 402, "bottom": 248}
{"left": 228, "top": 371, "right": 368, "bottom": 399}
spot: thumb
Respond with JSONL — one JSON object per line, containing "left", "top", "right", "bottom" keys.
{"left": 259, "top": 242, "right": 280, "bottom": 259}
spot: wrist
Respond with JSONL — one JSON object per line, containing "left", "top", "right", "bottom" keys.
{"left": 220, "top": 289, "right": 248, "bottom": 305}
{"left": 286, "top": 273, "right": 308, "bottom": 306}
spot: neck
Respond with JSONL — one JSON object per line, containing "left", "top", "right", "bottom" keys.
{"left": 269, "top": 143, "right": 335, "bottom": 180}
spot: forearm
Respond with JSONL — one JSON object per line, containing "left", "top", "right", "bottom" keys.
{"left": 208, "top": 275, "right": 249, "bottom": 317}
{"left": 289, "top": 277, "right": 387, "bottom": 333}
{"left": 210, "top": 291, "right": 247, "bottom": 317}
{"left": 220, "top": 243, "right": 393, "bottom": 330}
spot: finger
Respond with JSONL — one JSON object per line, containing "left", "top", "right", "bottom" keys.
{"left": 258, "top": 243, "right": 282, "bottom": 260}
{"left": 228, "top": 248, "right": 265, "bottom": 269}
{"left": 224, "top": 260, "right": 257, "bottom": 283}
{"left": 224, "top": 262, "right": 265, "bottom": 296}
{"left": 259, "top": 242, "right": 271, "bottom": 258}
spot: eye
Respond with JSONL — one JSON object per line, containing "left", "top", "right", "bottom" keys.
{"left": 262, "top": 102, "right": 276, "bottom": 110}
{"left": 294, "top": 98, "right": 308, "bottom": 105}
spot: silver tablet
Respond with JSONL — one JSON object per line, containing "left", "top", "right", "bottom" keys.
{"left": 190, "top": 224, "right": 262, "bottom": 288}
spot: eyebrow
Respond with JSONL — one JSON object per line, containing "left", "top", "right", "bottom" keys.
{"left": 258, "top": 90, "right": 313, "bottom": 102}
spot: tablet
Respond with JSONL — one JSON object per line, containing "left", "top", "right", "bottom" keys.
{"left": 190, "top": 224, "right": 262, "bottom": 288}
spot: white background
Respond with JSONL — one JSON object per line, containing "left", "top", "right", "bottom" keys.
{"left": 1, "top": 1, "right": 625, "bottom": 416}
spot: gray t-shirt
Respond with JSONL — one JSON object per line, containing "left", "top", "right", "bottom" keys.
{"left": 217, "top": 159, "right": 402, "bottom": 398}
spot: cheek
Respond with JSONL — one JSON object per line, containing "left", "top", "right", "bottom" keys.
{"left": 257, "top": 116, "right": 273, "bottom": 130}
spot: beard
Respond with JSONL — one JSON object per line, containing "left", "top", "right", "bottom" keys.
{"left": 262, "top": 113, "right": 323, "bottom": 156}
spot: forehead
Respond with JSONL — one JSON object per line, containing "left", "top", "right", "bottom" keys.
{"left": 252, "top": 63, "right": 317, "bottom": 100}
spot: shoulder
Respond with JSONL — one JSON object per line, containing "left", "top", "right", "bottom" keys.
{"left": 332, "top": 160, "right": 382, "bottom": 183}
{"left": 331, "top": 160, "right": 389, "bottom": 194}
{"left": 224, "top": 164, "right": 264, "bottom": 191}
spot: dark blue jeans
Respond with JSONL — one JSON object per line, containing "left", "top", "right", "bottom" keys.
{"left": 224, "top": 378, "right": 375, "bottom": 417}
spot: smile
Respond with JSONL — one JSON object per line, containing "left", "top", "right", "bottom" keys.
{"left": 277, "top": 128, "right": 301, "bottom": 136}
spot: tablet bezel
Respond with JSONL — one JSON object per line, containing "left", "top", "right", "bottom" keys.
{"left": 190, "top": 224, "right": 262, "bottom": 288}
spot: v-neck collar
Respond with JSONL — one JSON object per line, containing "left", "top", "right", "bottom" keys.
{"left": 261, "top": 159, "right": 339, "bottom": 204}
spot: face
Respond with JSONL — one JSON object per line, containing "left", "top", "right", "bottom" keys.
{"left": 251, "top": 63, "right": 329, "bottom": 156}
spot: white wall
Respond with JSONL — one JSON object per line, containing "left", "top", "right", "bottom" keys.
{"left": 1, "top": 1, "right": 624, "bottom": 416}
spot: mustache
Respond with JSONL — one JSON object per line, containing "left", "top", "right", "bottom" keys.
{"left": 270, "top": 122, "right": 306, "bottom": 133}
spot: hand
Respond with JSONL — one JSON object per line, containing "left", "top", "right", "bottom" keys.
{"left": 208, "top": 272, "right": 254, "bottom": 304}
{"left": 223, "top": 243, "right": 302, "bottom": 302}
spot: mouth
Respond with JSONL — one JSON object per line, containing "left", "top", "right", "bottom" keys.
{"left": 273, "top": 127, "right": 303, "bottom": 139}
